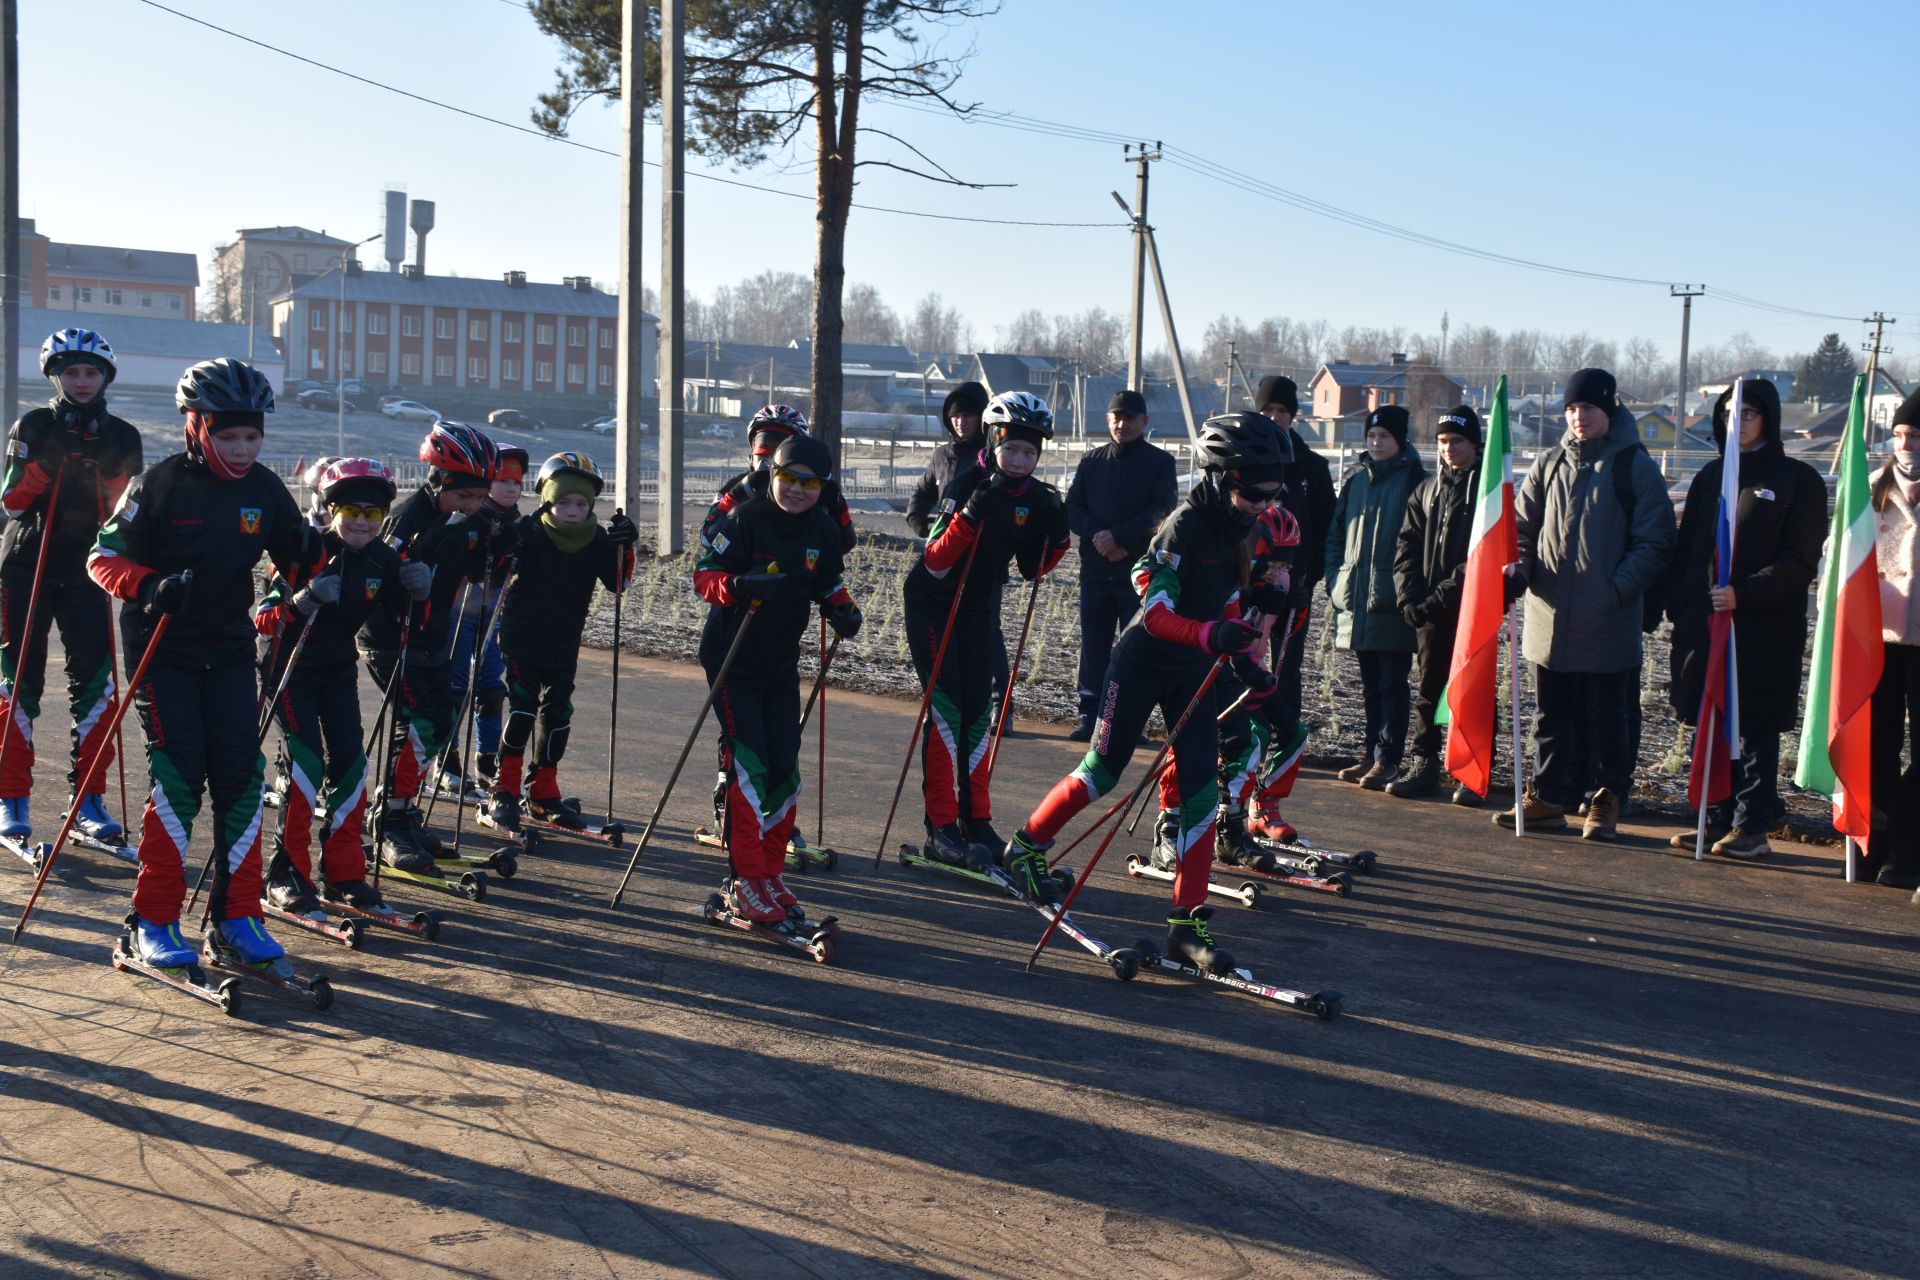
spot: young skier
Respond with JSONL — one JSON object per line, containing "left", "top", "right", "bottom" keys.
{"left": 1002, "top": 412, "right": 1288, "bottom": 974}
{"left": 360, "top": 421, "right": 496, "bottom": 869}
{"left": 486, "top": 452, "right": 636, "bottom": 833}
{"left": 904, "top": 391, "right": 1070, "bottom": 866}
{"left": 693, "top": 433, "right": 861, "bottom": 923}
{"left": 87, "top": 357, "right": 321, "bottom": 972}
{"left": 439, "top": 442, "right": 526, "bottom": 796}
{"left": 0, "top": 328, "right": 144, "bottom": 846}
{"left": 255, "top": 458, "right": 421, "bottom": 916}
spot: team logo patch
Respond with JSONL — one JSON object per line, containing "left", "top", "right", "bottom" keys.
{"left": 8, "top": 440, "right": 26, "bottom": 458}
{"left": 712, "top": 532, "right": 730, "bottom": 554}
{"left": 364, "top": 576, "right": 382, "bottom": 600}
{"left": 238, "top": 507, "right": 262, "bottom": 535}
{"left": 466, "top": 528, "right": 480, "bottom": 548}
{"left": 1155, "top": 549, "right": 1181, "bottom": 570}
{"left": 805, "top": 548, "right": 820, "bottom": 571}
{"left": 1014, "top": 506, "right": 1030, "bottom": 526}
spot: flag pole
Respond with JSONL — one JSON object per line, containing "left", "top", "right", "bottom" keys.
{"left": 1844, "top": 836, "right": 1858, "bottom": 883}
{"left": 1693, "top": 712, "right": 1712, "bottom": 861}
{"left": 1507, "top": 600, "right": 1522, "bottom": 839}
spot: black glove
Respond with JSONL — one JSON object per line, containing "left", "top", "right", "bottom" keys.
{"left": 732, "top": 571, "right": 800, "bottom": 604}
{"left": 1230, "top": 653, "right": 1278, "bottom": 695}
{"left": 961, "top": 472, "right": 1008, "bottom": 523}
{"left": 605, "top": 513, "right": 639, "bottom": 547}
{"left": 826, "top": 599, "right": 863, "bottom": 640}
{"left": 38, "top": 426, "right": 86, "bottom": 468}
{"left": 1245, "top": 582, "right": 1289, "bottom": 615}
{"left": 1204, "top": 617, "right": 1258, "bottom": 655}
{"left": 1502, "top": 565, "right": 1526, "bottom": 606}
{"left": 1401, "top": 603, "right": 1428, "bottom": 629}
{"left": 140, "top": 572, "right": 191, "bottom": 618}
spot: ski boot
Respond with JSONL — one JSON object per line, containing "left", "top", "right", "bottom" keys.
{"left": 922, "top": 819, "right": 979, "bottom": 868}
{"left": 1002, "top": 829, "right": 1061, "bottom": 905}
{"left": 0, "top": 796, "right": 29, "bottom": 840}
{"left": 376, "top": 815, "right": 436, "bottom": 873}
{"left": 727, "top": 875, "right": 789, "bottom": 925}
{"left": 764, "top": 872, "right": 804, "bottom": 919}
{"left": 1246, "top": 797, "right": 1298, "bottom": 845}
{"left": 72, "top": 794, "right": 124, "bottom": 843}
{"left": 475, "top": 751, "right": 498, "bottom": 793}
{"left": 264, "top": 847, "right": 325, "bottom": 918}
{"left": 211, "top": 916, "right": 294, "bottom": 981}
{"left": 1166, "top": 905, "right": 1236, "bottom": 975}
{"left": 1213, "top": 809, "right": 1278, "bottom": 873}
{"left": 530, "top": 795, "right": 588, "bottom": 831}
{"left": 130, "top": 914, "right": 198, "bottom": 969}
{"left": 712, "top": 769, "right": 730, "bottom": 835}
{"left": 1150, "top": 811, "right": 1179, "bottom": 873}
{"left": 330, "top": 878, "right": 388, "bottom": 911}
{"left": 963, "top": 817, "right": 1004, "bottom": 866}
{"left": 486, "top": 791, "right": 523, "bottom": 834}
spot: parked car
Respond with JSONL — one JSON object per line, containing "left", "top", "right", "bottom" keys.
{"left": 703, "top": 423, "right": 734, "bottom": 440}
{"left": 339, "top": 379, "right": 364, "bottom": 396}
{"left": 377, "top": 395, "right": 407, "bottom": 414}
{"left": 296, "top": 388, "right": 356, "bottom": 413}
{"left": 381, "top": 400, "right": 440, "bottom": 423}
{"left": 579, "top": 415, "right": 617, "bottom": 434}
{"left": 488, "top": 408, "right": 544, "bottom": 434}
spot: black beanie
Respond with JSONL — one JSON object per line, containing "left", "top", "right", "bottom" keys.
{"left": 774, "top": 432, "right": 834, "bottom": 482}
{"left": 940, "top": 381, "right": 989, "bottom": 437}
{"left": 1435, "top": 404, "right": 1482, "bottom": 446}
{"left": 1893, "top": 387, "right": 1920, "bottom": 429}
{"left": 1563, "top": 367, "right": 1617, "bottom": 414}
{"left": 1254, "top": 375, "right": 1299, "bottom": 416}
{"left": 1367, "top": 405, "right": 1410, "bottom": 448}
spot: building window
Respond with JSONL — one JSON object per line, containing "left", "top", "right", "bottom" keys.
{"left": 138, "top": 293, "right": 153, "bottom": 309}
{"left": 434, "top": 355, "right": 455, "bottom": 378}
{"left": 599, "top": 327, "right": 614, "bottom": 349}
{"left": 535, "top": 361, "right": 554, "bottom": 383}
{"left": 435, "top": 316, "right": 454, "bottom": 339}
{"left": 310, "top": 309, "right": 326, "bottom": 330}
{"left": 535, "top": 322, "right": 555, "bottom": 346}
{"left": 598, "top": 364, "right": 613, "bottom": 387}
{"left": 340, "top": 352, "right": 355, "bottom": 374}
{"left": 309, "top": 350, "right": 325, "bottom": 371}
{"left": 367, "top": 351, "right": 388, "bottom": 375}
{"left": 295, "top": 254, "right": 307, "bottom": 271}
{"left": 105, "top": 289, "right": 123, "bottom": 306}
{"left": 46, "top": 286, "right": 60, "bottom": 304}
{"left": 401, "top": 315, "right": 421, "bottom": 337}
{"left": 340, "top": 310, "right": 354, "bottom": 334}
{"left": 467, "top": 356, "right": 487, "bottom": 379}
{"left": 468, "top": 318, "right": 489, "bottom": 341}
{"left": 400, "top": 353, "right": 421, "bottom": 376}
{"left": 502, "top": 358, "right": 521, "bottom": 381}
{"left": 566, "top": 362, "right": 585, "bottom": 385}
{"left": 166, "top": 294, "right": 181, "bottom": 311}
{"left": 567, "top": 325, "right": 585, "bottom": 347}
{"left": 76, "top": 287, "right": 91, "bottom": 303}
{"left": 503, "top": 321, "right": 522, "bottom": 343}
{"left": 368, "top": 312, "right": 387, "bottom": 336}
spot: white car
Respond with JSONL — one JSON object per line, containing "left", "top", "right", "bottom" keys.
{"left": 703, "top": 423, "right": 734, "bottom": 440}
{"left": 589, "top": 416, "right": 618, "bottom": 436}
{"left": 382, "top": 400, "right": 440, "bottom": 422}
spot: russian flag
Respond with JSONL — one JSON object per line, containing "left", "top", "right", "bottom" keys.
{"left": 1688, "top": 379, "right": 1743, "bottom": 809}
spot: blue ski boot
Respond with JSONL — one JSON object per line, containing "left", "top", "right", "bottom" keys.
{"left": 130, "top": 915, "right": 197, "bottom": 969}
{"left": 212, "top": 916, "right": 293, "bottom": 979}
{"left": 0, "top": 797, "right": 30, "bottom": 840}
{"left": 73, "top": 794, "right": 124, "bottom": 844}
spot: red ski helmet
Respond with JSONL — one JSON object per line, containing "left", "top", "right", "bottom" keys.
{"left": 317, "top": 457, "right": 397, "bottom": 510}
{"left": 419, "top": 420, "right": 497, "bottom": 490}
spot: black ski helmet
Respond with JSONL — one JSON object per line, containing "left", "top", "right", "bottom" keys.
{"left": 1195, "top": 411, "right": 1292, "bottom": 480}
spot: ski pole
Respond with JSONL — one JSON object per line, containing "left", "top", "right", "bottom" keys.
{"left": 816, "top": 618, "right": 827, "bottom": 850}
{"left": 605, "top": 566, "right": 624, "bottom": 828}
{"left": 440, "top": 565, "right": 509, "bottom": 856}
{"left": 0, "top": 465, "right": 63, "bottom": 784}
{"left": 11, "top": 605, "right": 179, "bottom": 943}
{"left": 609, "top": 602, "right": 760, "bottom": 908}
{"left": 872, "top": 538, "right": 981, "bottom": 869}
{"left": 983, "top": 575, "right": 1040, "bottom": 785}
{"left": 94, "top": 477, "right": 132, "bottom": 833}
{"left": 796, "top": 632, "right": 842, "bottom": 732}
{"left": 363, "top": 616, "right": 414, "bottom": 899}
{"left": 422, "top": 578, "right": 486, "bottom": 832}
{"left": 1026, "top": 656, "right": 1227, "bottom": 972}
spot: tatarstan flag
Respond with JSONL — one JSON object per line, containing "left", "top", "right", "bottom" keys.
{"left": 1688, "top": 378, "right": 1744, "bottom": 809}
{"left": 1436, "top": 375, "right": 1517, "bottom": 797}
{"left": 1794, "top": 374, "right": 1882, "bottom": 839}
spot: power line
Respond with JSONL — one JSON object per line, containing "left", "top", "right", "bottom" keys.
{"left": 129, "top": 0, "right": 1122, "bottom": 230}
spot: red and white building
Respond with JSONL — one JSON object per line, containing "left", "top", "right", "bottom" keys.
{"left": 15, "top": 218, "right": 198, "bottom": 319}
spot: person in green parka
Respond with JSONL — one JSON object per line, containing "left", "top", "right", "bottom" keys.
{"left": 1323, "top": 405, "right": 1426, "bottom": 788}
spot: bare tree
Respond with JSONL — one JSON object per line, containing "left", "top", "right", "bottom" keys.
{"left": 202, "top": 242, "right": 242, "bottom": 324}
{"left": 906, "top": 291, "right": 967, "bottom": 355}
{"left": 842, "top": 281, "right": 902, "bottom": 345}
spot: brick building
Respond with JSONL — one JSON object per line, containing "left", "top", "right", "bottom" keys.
{"left": 210, "top": 226, "right": 354, "bottom": 331}
{"left": 15, "top": 219, "right": 197, "bottom": 319}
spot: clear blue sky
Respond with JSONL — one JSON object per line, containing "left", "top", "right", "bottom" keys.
{"left": 24, "top": 0, "right": 1920, "bottom": 367}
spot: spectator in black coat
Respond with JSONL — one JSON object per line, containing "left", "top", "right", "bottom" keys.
{"left": 1666, "top": 379, "right": 1826, "bottom": 859}
{"left": 1255, "top": 375, "right": 1336, "bottom": 732}
{"left": 1065, "top": 388, "right": 1179, "bottom": 739}
{"left": 906, "top": 381, "right": 989, "bottom": 538}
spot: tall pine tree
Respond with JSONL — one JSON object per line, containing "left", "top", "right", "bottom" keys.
{"left": 1795, "top": 333, "right": 1857, "bottom": 404}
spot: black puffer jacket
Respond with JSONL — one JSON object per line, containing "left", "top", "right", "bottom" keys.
{"left": 1392, "top": 461, "right": 1478, "bottom": 629}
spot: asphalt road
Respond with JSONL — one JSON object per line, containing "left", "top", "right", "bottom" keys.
{"left": 0, "top": 644, "right": 1915, "bottom": 1279}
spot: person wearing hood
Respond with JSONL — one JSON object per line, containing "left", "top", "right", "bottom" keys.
{"left": 1665, "top": 380, "right": 1825, "bottom": 859}
{"left": 1389, "top": 405, "right": 1485, "bottom": 803}
{"left": 1254, "top": 375, "right": 1337, "bottom": 737}
{"left": 1501, "top": 368, "right": 1674, "bottom": 840}
{"left": 1064, "top": 388, "right": 1178, "bottom": 739}
{"left": 1324, "top": 405, "right": 1426, "bottom": 789}
{"left": 906, "top": 381, "right": 989, "bottom": 538}
{"left": 1865, "top": 390, "right": 1920, "bottom": 893}
{"left": 0, "top": 329, "right": 144, "bottom": 847}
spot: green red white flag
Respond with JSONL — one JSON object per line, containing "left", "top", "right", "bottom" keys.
{"left": 1437, "top": 376, "right": 1516, "bottom": 796}
{"left": 1793, "top": 374, "right": 1882, "bottom": 843}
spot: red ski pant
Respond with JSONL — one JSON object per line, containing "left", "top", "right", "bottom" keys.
{"left": 904, "top": 600, "right": 995, "bottom": 828}
{"left": 0, "top": 567, "right": 117, "bottom": 796}
{"left": 270, "top": 670, "right": 367, "bottom": 887}
{"left": 712, "top": 673, "right": 801, "bottom": 879}
{"left": 130, "top": 658, "right": 265, "bottom": 925}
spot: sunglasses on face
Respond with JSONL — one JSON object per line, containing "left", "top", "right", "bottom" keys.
{"left": 773, "top": 466, "right": 824, "bottom": 492}
{"left": 331, "top": 503, "right": 388, "bottom": 522}
{"left": 1228, "top": 481, "right": 1282, "bottom": 507}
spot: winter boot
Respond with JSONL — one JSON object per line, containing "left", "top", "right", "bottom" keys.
{"left": 1669, "top": 825, "right": 1733, "bottom": 854}
{"left": 1151, "top": 810, "right": 1179, "bottom": 873}
{"left": 1581, "top": 788, "right": 1621, "bottom": 842}
{"left": 127, "top": 914, "right": 196, "bottom": 969}
{"left": 1165, "top": 905, "right": 1236, "bottom": 975}
{"left": 0, "top": 797, "right": 29, "bottom": 840}
{"left": 1002, "top": 829, "right": 1061, "bottom": 904}
{"left": 72, "top": 794, "right": 124, "bottom": 843}
{"left": 530, "top": 796, "right": 588, "bottom": 831}
{"left": 1336, "top": 759, "right": 1372, "bottom": 783}
{"left": 264, "top": 846, "right": 324, "bottom": 917}
{"left": 486, "top": 791, "right": 522, "bottom": 834}
{"left": 922, "top": 819, "right": 978, "bottom": 868}
{"left": 963, "top": 817, "right": 1004, "bottom": 864}
{"left": 1358, "top": 760, "right": 1397, "bottom": 791}
{"left": 1710, "top": 829, "right": 1770, "bottom": 861}
{"left": 328, "top": 878, "right": 389, "bottom": 912}
{"left": 1494, "top": 792, "right": 1566, "bottom": 831}
{"left": 1247, "top": 796, "right": 1299, "bottom": 845}
{"left": 1450, "top": 782, "right": 1485, "bottom": 808}
{"left": 1213, "top": 808, "right": 1278, "bottom": 873}
{"left": 727, "top": 875, "right": 789, "bottom": 925}
{"left": 376, "top": 812, "right": 435, "bottom": 872}
{"left": 212, "top": 915, "right": 293, "bottom": 978}
{"left": 1384, "top": 755, "right": 1440, "bottom": 799}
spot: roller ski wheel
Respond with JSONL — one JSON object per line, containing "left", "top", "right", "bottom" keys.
{"left": 1130, "top": 937, "right": 1342, "bottom": 1019}
{"left": 109, "top": 938, "right": 243, "bottom": 1017}
{"left": 701, "top": 890, "right": 840, "bottom": 964}
{"left": 784, "top": 833, "right": 838, "bottom": 873}
{"left": 436, "top": 846, "right": 519, "bottom": 881}
{"left": 1125, "top": 855, "right": 1263, "bottom": 909}
{"left": 200, "top": 931, "right": 335, "bottom": 1012}
{"left": 371, "top": 857, "right": 486, "bottom": 903}
{"left": 322, "top": 893, "right": 443, "bottom": 942}
{"left": 475, "top": 805, "right": 541, "bottom": 852}
{"left": 1262, "top": 834, "right": 1379, "bottom": 875}
{"left": 261, "top": 900, "right": 365, "bottom": 950}
{"left": 2, "top": 835, "right": 43, "bottom": 871}
{"left": 1222, "top": 856, "right": 1353, "bottom": 898}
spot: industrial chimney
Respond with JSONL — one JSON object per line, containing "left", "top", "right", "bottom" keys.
{"left": 382, "top": 188, "right": 407, "bottom": 273}
{"left": 409, "top": 199, "right": 436, "bottom": 275}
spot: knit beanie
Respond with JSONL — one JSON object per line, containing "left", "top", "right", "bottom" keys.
{"left": 1562, "top": 368, "right": 1617, "bottom": 414}
{"left": 1254, "top": 375, "right": 1299, "bottom": 416}
{"left": 540, "top": 470, "right": 600, "bottom": 508}
{"left": 1435, "top": 404, "right": 1482, "bottom": 446}
{"left": 1893, "top": 386, "right": 1920, "bottom": 429}
{"left": 1367, "top": 405, "right": 1410, "bottom": 448}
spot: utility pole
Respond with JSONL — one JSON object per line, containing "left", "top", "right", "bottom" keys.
{"left": 1113, "top": 190, "right": 1200, "bottom": 451}
{"left": 1122, "top": 142, "right": 1160, "bottom": 391}
{"left": 1224, "top": 340, "right": 1235, "bottom": 413}
{"left": 1861, "top": 311, "right": 1896, "bottom": 449}
{"left": 1, "top": 0, "right": 18, "bottom": 428}
{"left": 1439, "top": 310, "right": 1449, "bottom": 369}
{"left": 617, "top": 0, "right": 655, "bottom": 544}
{"left": 1671, "top": 284, "right": 1704, "bottom": 438}
{"left": 659, "top": 0, "right": 687, "bottom": 549}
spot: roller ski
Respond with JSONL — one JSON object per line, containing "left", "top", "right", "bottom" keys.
{"left": 1124, "top": 855, "right": 1262, "bottom": 909}
{"left": 1247, "top": 801, "right": 1377, "bottom": 875}
{"left": 700, "top": 874, "right": 839, "bottom": 964}
{"left": 525, "top": 795, "right": 627, "bottom": 848}
{"left": 318, "top": 874, "right": 444, "bottom": 941}
{"left": 200, "top": 916, "right": 335, "bottom": 1010}
{"left": 260, "top": 849, "right": 364, "bottom": 949}
{"left": 898, "top": 822, "right": 1075, "bottom": 897}
{"left": 65, "top": 794, "right": 139, "bottom": 867}
{"left": 1131, "top": 907, "right": 1342, "bottom": 1020}
{"left": 473, "top": 793, "right": 540, "bottom": 862}
{"left": 110, "top": 914, "right": 242, "bottom": 1016}
{"left": 1, "top": 800, "right": 42, "bottom": 868}
{"left": 692, "top": 824, "right": 836, "bottom": 872}
{"left": 371, "top": 826, "right": 487, "bottom": 902}
{"left": 426, "top": 766, "right": 489, "bottom": 807}
{"left": 1210, "top": 810, "right": 1352, "bottom": 897}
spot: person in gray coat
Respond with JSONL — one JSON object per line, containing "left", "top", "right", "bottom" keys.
{"left": 1501, "top": 368, "right": 1675, "bottom": 839}
{"left": 1324, "top": 405, "right": 1426, "bottom": 788}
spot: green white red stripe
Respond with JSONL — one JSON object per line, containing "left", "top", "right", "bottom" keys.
{"left": 1437, "top": 375, "right": 1516, "bottom": 797}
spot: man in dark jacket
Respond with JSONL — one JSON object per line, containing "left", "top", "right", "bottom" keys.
{"left": 905, "top": 381, "right": 989, "bottom": 537}
{"left": 1065, "top": 388, "right": 1178, "bottom": 739}
{"left": 1666, "top": 379, "right": 1825, "bottom": 859}
{"left": 1502, "top": 368, "right": 1674, "bottom": 840}
{"left": 1388, "top": 405, "right": 1482, "bottom": 803}
{"left": 1255, "top": 375, "right": 1336, "bottom": 731}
